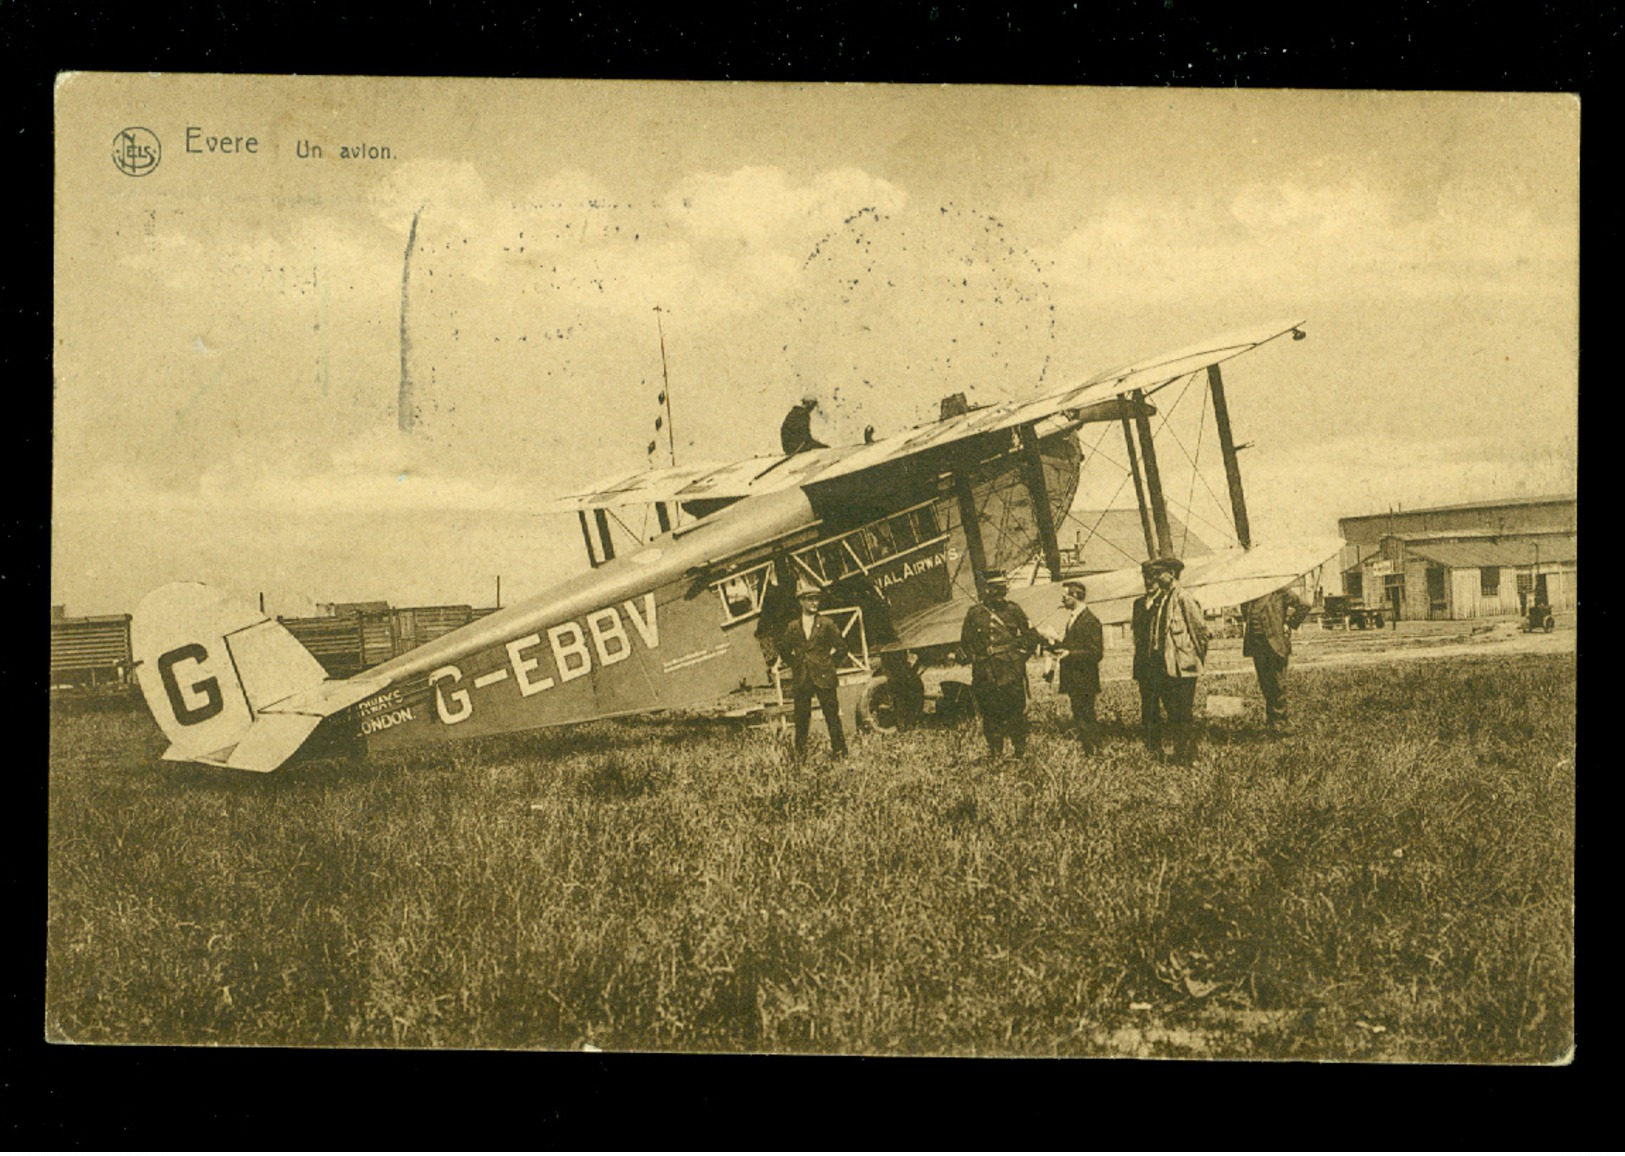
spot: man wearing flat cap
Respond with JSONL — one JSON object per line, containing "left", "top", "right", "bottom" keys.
{"left": 1143, "top": 555, "right": 1210, "bottom": 764}
{"left": 779, "top": 579, "right": 851, "bottom": 759}
{"left": 1044, "top": 579, "right": 1104, "bottom": 752}
{"left": 780, "top": 392, "right": 829, "bottom": 455}
{"left": 960, "top": 569, "right": 1043, "bottom": 759}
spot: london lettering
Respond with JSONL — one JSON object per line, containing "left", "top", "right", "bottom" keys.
{"left": 428, "top": 594, "right": 659, "bottom": 727}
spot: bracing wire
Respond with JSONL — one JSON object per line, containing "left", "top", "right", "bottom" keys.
{"left": 1181, "top": 382, "right": 1210, "bottom": 557}
{"left": 1157, "top": 422, "right": 1239, "bottom": 548}
{"left": 1056, "top": 469, "right": 1140, "bottom": 565}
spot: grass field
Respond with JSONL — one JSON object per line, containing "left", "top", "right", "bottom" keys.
{"left": 47, "top": 651, "right": 1574, "bottom": 1061}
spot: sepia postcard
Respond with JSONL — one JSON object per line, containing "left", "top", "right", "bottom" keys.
{"left": 50, "top": 74, "right": 1575, "bottom": 1061}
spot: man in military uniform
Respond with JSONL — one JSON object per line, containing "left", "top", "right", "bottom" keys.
{"left": 779, "top": 580, "right": 852, "bottom": 760}
{"left": 1242, "top": 585, "right": 1312, "bottom": 732}
{"left": 959, "top": 569, "right": 1042, "bottom": 759}
{"left": 779, "top": 392, "right": 829, "bottom": 455}
{"left": 1045, "top": 578, "right": 1104, "bottom": 752}
{"left": 1145, "top": 555, "right": 1209, "bottom": 764}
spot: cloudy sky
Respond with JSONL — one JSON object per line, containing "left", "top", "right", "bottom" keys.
{"left": 54, "top": 77, "right": 1577, "bottom": 615}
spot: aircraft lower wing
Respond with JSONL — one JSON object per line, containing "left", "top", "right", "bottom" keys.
{"left": 882, "top": 535, "right": 1346, "bottom": 653}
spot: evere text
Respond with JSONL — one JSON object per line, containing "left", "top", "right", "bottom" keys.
{"left": 186, "top": 127, "right": 258, "bottom": 154}
{"left": 428, "top": 595, "right": 659, "bottom": 727}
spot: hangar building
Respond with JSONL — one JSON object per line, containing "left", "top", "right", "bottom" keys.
{"left": 1337, "top": 494, "right": 1575, "bottom": 622}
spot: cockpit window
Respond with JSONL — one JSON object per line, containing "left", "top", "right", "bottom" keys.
{"left": 712, "top": 561, "right": 777, "bottom": 625}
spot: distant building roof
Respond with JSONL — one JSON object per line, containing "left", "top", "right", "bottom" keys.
{"left": 1061, "top": 510, "right": 1214, "bottom": 572}
{"left": 1403, "top": 535, "right": 1577, "bottom": 569}
{"left": 1386, "top": 527, "right": 1575, "bottom": 544}
{"left": 1341, "top": 493, "right": 1575, "bottom": 523}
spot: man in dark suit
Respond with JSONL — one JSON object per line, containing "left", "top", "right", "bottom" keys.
{"left": 1130, "top": 561, "right": 1162, "bottom": 755}
{"left": 779, "top": 580, "right": 851, "bottom": 759}
{"left": 960, "top": 569, "right": 1042, "bottom": 759}
{"left": 1047, "top": 578, "right": 1104, "bottom": 752}
{"left": 1242, "top": 585, "right": 1312, "bottom": 732}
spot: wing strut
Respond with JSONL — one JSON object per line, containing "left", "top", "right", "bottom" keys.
{"left": 953, "top": 472, "right": 991, "bottom": 598}
{"left": 1131, "top": 389, "right": 1174, "bottom": 558}
{"left": 1017, "top": 425, "right": 1064, "bottom": 581}
{"left": 593, "top": 508, "right": 617, "bottom": 562}
{"left": 1207, "top": 364, "right": 1252, "bottom": 549}
{"left": 1119, "top": 398, "right": 1157, "bottom": 560}
{"left": 578, "top": 510, "right": 601, "bottom": 568}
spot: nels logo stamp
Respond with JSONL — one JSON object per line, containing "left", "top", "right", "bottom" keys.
{"left": 113, "top": 127, "right": 160, "bottom": 177}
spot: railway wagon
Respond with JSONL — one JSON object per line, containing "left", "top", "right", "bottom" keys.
{"left": 50, "top": 610, "right": 133, "bottom": 688}
{"left": 279, "top": 604, "right": 499, "bottom": 678}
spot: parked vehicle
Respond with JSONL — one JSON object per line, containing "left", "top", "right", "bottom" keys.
{"left": 1321, "top": 593, "right": 1385, "bottom": 630}
{"left": 1524, "top": 601, "right": 1556, "bottom": 633}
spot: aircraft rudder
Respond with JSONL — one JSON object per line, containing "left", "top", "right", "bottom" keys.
{"left": 131, "top": 582, "right": 328, "bottom": 771}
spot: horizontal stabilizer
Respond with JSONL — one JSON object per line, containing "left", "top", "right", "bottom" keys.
{"left": 225, "top": 714, "right": 326, "bottom": 773}
{"left": 261, "top": 676, "right": 391, "bottom": 718}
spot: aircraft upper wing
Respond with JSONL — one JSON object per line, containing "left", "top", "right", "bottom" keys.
{"left": 548, "top": 318, "right": 1306, "bottom": 513}
{"left": 879, "top": 534, "right": 1345, "bottom": 654}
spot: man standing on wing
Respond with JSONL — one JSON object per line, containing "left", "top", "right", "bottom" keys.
{"left": 1044, "top": 579, "right": 1104, "bottom": 753}
{"left": 1131, "top": 560, "right": 1163, "bottom": 755}
{"left": 779, "top": 579, "right": 851, "bottom": 760}
{"left": 960, "top": 569, "right": 1042, "bottom": 759}
{"left": 1145, "top": 555, "right": 1210, "bottom": 765}
{"left": 1242, "top": 585, "right": 1312, "bottom": 733}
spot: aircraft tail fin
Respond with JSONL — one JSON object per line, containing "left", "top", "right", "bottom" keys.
{"left": 131, "top": 583, "right": 356, "bottom": 773}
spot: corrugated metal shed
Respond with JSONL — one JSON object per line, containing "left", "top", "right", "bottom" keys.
{"left": 1405, "top": 535, "right": 1577, "bottom": 569}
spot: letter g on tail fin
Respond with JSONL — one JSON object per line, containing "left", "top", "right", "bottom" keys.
{"left": 132, "top": 583, "right": 335, "bottom": 772}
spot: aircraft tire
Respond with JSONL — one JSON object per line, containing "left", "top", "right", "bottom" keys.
{"left": 857, "top": 676, "right": 900, "bottom": 735}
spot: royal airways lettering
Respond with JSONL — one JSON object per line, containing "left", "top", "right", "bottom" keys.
{"left": 428, "top": 594, "right": 659, "bottom": 726}
{"left": 877, "top": 550, "right": 946, "bottom": 590}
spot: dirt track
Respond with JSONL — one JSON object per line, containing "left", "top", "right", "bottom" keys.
{"left": 1096, "top": 613, "right": 1577, "bottom": 685}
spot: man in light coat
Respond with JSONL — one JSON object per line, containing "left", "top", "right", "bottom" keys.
{"left": 1242, "top": 585, "right": 1312, "bottom": 732}
{"left": 1145, "top": 555, "right": 1209, "bottom": 765}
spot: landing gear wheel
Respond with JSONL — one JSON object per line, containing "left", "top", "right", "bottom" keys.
{"left": 857, "top": 676, "right": 899, "bottom": 734}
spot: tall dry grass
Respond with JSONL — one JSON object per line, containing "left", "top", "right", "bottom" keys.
{"left": 47, "top": 653, "right": 1573, "bottom": 1059}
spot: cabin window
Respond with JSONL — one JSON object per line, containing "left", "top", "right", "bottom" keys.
{"left": 1480, "top": 566, "right": 1501, "bottom": 597}
{"left": 713, "top": 561, "right": 776, "bottom": 625}
{"left": 790, "top": 501, "right": 947, "bottom": 586}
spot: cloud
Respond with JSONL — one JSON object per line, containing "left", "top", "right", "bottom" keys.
{"left": 1044, "top": 178, "right": 1575, "bottom": 304}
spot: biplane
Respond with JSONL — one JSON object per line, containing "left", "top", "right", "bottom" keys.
{"left": 132, "top": 318, "right": 1343, "bottom": 771}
